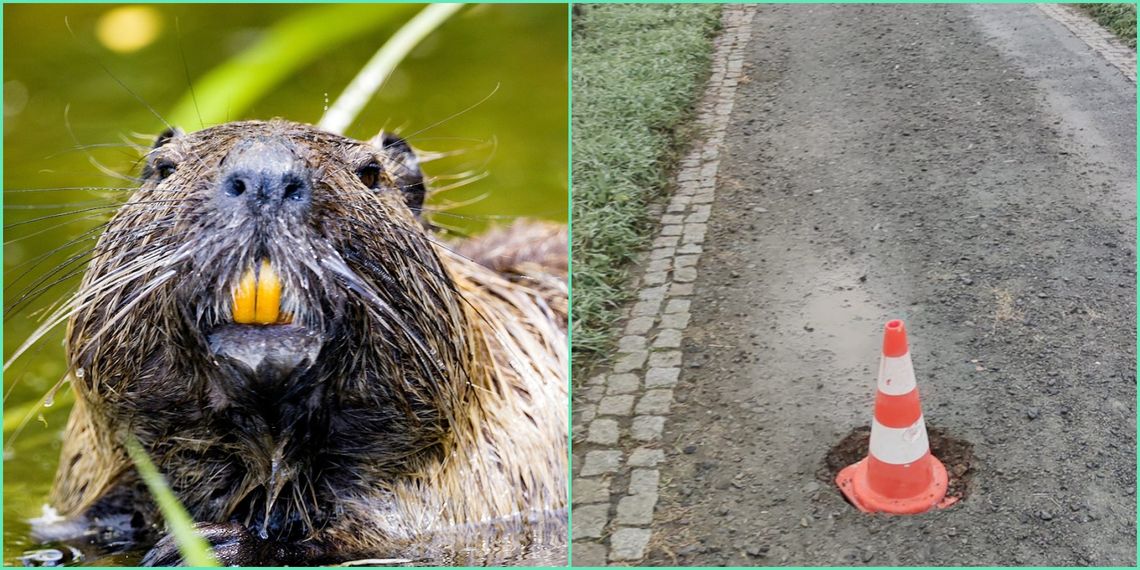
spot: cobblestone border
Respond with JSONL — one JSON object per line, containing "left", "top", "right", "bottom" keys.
{"left": 571, "top": 5, "right": 756, "bottom": 565}
{"left": 1037, "top": 3, "right": 1137, "bottom": 82}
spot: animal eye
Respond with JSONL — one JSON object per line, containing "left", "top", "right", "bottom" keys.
{"left": 153, "top": 159, "right": 177, "bottom": 181}
{"left": 356, "top": 161, "right": 381, "bottom": 190}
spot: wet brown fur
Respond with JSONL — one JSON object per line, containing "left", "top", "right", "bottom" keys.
{"left": 44, "top": 120, "right": 567, "bottom": 563}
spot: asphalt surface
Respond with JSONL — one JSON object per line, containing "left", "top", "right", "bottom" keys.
{"left": 643, "top": 4, "right": 1136, "bottom": 566}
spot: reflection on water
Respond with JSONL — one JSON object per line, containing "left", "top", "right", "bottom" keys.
{"left": 4, "top": 3, "right": 567, "bottom": 566}
{"left": 19, "top": 509, "right": 568, "bottom": 567}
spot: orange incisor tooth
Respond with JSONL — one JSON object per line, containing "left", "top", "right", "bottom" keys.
{"left": 233, "top": 266, "right": 257, "bottom": 324}
{"left": 254, "top": 259, "right": 282, "bottom": 325}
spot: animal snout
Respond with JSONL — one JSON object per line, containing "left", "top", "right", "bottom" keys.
{"left": 219, "top": 137, "right": 312, "bottom": 215}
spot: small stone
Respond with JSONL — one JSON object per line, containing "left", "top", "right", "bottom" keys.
{"left": 1038, "top": 510, "right": 1053, "bottom": 521}
{"left": 1026, "top": 408, "right": 1040, "bottom": 420}
{"left": 683, "top": 445, "right": 698, "bottom": 454}
{"left": 746, "top": 545, "right": 770, "bottom": 557}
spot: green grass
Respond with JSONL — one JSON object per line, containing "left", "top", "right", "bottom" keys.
{"left": 125, "top": 437, "right": 219, "bottom": 566}
{"left": 571, "top": 3, "right": 722, "bottom": 364}
{"left": 1077, "top": 3, "right": 1136, "bottom": 47}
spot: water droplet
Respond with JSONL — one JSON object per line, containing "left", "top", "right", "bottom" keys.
{"left": 75, "top": 368, "right": 85, "bottom": 378}
{"left": 259, "top": 528, "right": 269, "bottom": 540}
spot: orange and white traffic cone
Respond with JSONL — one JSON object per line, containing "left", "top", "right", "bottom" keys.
{"left": 835, "top": 319, "right": 956, "bottom": 514}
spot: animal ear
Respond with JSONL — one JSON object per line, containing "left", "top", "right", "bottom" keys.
{"left": 152, "top": 126, "right": 183, "bottom": 149}
{"left": 370, "top": 131, "right": 426, "bottom": 216}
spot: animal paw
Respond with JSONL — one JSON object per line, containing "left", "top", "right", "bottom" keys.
{"left": 141, "top": 522, "right": 270, "bottom": 567}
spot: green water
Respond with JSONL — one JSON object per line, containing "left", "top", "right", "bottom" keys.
{"left": 3, "top": 3, "right": 567, "bottom": 565}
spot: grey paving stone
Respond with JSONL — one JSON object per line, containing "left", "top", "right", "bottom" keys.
{"left": 630, "top": 299, "right": 661, "bottom": 318}
{"left": 652, "top": 328, "right": 682, "bottom": 349}
{"left": 659, "top": 311, "right": 691, "bottom": 330}
{"left": 629, "top": 468, "right": 661, "bottom": 496}
{"left": 636, "top": 389, "right": 674, "bottom": 415}
{"left": 642, "top": 271, "right": 668, "bottom": 286}
{"left": 616, "top": 492, "right": 658, "bottom": 525}
{"left": 576, "top": 403, "right": 597, "bottom": 425}
{"left": 617, "top": 335, "right": 646, "bottom": 352}
{"left": 645, "top": 367, "right": 680, "bottom": 388}
{"left": 673, "top": 266, "right": 698, "bottom": 283}
{"left": 629, "top": 447, "right": 665, "bottom": 467}
{"left": 648, "top": 350, "right": 682, "bottom": 368}
{"left": 612, "top": 350, "right": 648, "bottom": 373}
{"left": 572, "top": 504, "right": 609, "bottom": 539}
{"left": 674, "top": 254, "right": 699, "bottom": 269}
{"left": 606, "top": 373, "right": 640, "bottom": 395}
{"left": 571, "top": 542, "right": 608, "bottom": 566}
{"left": 631, "top": 415, "right": 666, "bottom": 441}
{"left": 598, "top": 394, "right": 635, "bottom": 416}
{"left": 668, "top": 283, "right": 695, "bottom": 296}
{"left": 572, "top": 478, "right": 611, "bottom": 505}
{"left": 579, "top": 384, "right": 605, "bottom": 403}
{"left": 587, "top": 418, "right": 619, "bottom": 445}
{"left": 580, "top": 450, "right": 623, "bottom": 476}
{"left": 664, "top": 299, "right": 691, "bottom": 314}
{"left": 624, "top": 317, "right": 655, "bottom": 336}
{"left": 609, "top": 528, "right": 652, "bottom": 562}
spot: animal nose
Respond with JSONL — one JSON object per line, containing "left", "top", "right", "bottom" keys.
{"left": 219, "top": 138, "right": 312, "bottom": 213}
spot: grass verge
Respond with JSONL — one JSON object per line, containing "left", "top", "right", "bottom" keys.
{"left": 1076, "top": 3, "right": 1136, "bottom": 47}
{"left": 572, "top": 3, "right": 723, "bottom": 365}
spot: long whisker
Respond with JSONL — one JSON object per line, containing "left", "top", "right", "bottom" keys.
{"left": 3, "top": 199, "right": 190, "bottom": 230}
{"left": 398, "top": 83, "right": 500, "bottom": 143}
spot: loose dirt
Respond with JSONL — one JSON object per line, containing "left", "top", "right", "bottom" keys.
{"left": 820, "top": 427, "right": 977, "bottom": 504}
{"left": 643, "top": 4, "right": 1135, "bottom": 566}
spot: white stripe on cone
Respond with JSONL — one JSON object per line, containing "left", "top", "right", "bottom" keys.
{"left": 877, "top": 351, "right": 917, "bottom": 396}
{"left": 869, "top": 416, "right": 929, "bottom": 465}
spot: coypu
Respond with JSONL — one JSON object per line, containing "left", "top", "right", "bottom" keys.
{"left": 29, "top": 119, "right": 568, "bottom": 565}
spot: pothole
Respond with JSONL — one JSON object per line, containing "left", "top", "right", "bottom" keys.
{"left": 819, "top": 426, "right": 976, "bottom": 503}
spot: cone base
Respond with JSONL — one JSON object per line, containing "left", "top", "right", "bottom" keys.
{"left": 835, "top": 455, "right": 952, "bottom": 515}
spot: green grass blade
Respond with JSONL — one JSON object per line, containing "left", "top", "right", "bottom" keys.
{"left": 168, "top": 4, "right": 419, "bottom": 129}
{"left": 125, "top": 436, "right": 220, "bottom": 567}
{"left": 319, "top": 3, "right": 465, "bottom": 135}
